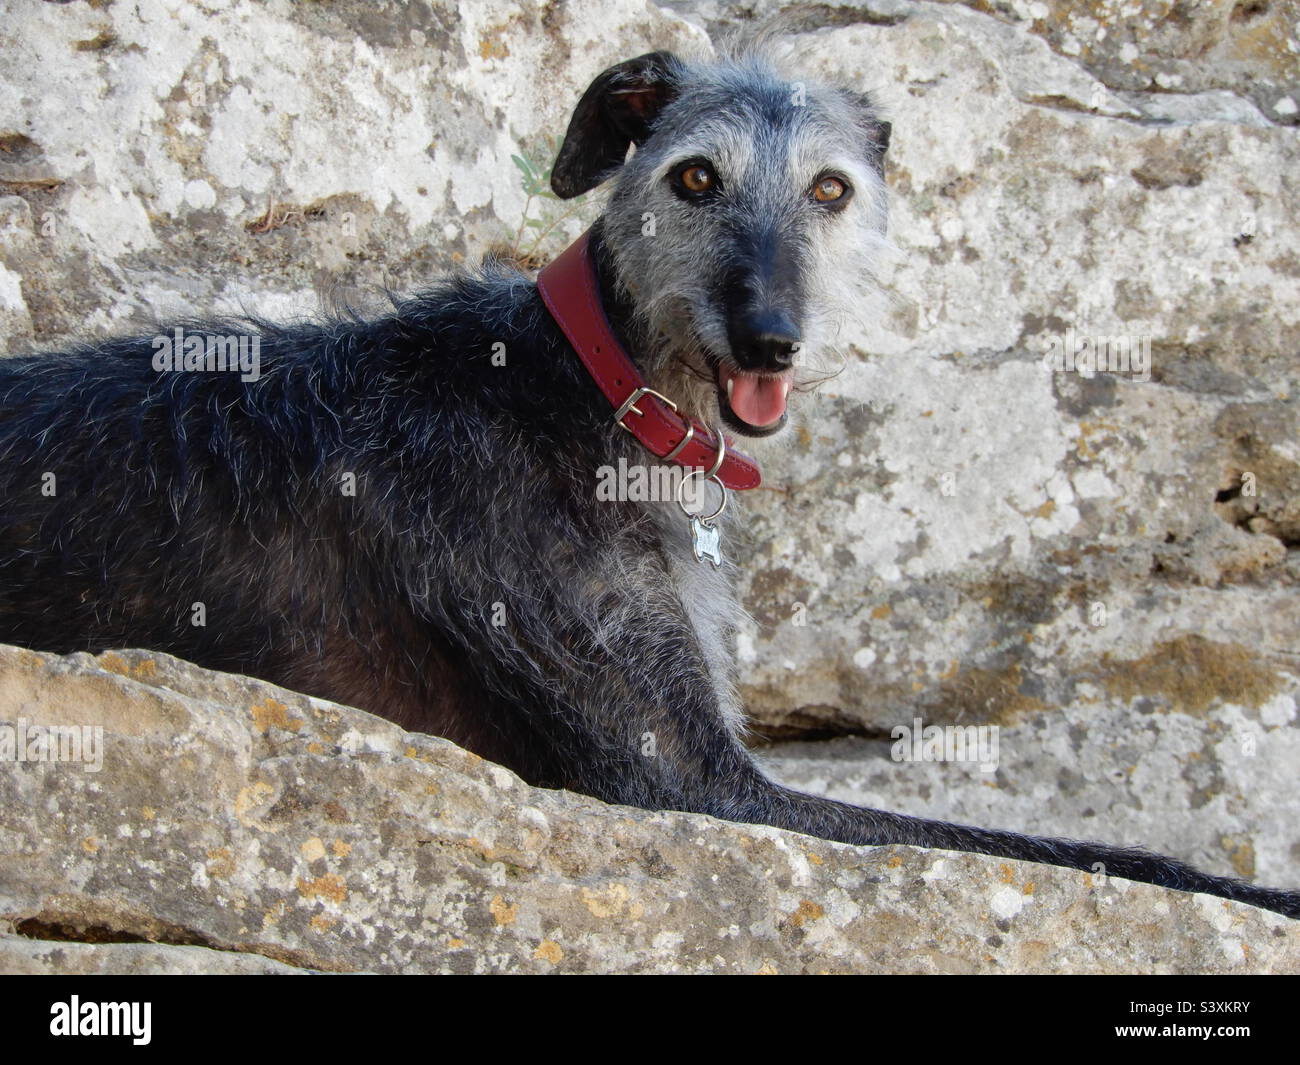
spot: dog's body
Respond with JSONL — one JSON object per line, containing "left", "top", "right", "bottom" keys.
{"left": 2, "top": 50, "right": 1297, "bottom": 918}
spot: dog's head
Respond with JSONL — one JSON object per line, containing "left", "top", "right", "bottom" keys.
{"left": 551, "top": 50, "right": 890, "bottom": 439}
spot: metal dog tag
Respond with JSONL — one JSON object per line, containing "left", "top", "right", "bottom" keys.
{"left": 676, "top": 425, "right": 730, "bottom": 567}
{"left": 690, "top": 517, "right": 722, "bottom": 567}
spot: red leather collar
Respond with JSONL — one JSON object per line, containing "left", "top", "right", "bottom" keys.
{"left": 536, "top": 229, "right": 761, "bottom": 491}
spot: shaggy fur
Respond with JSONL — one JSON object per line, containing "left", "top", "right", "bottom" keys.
{"left": 1, "top": 49, "right": 1297, "bottom": 919}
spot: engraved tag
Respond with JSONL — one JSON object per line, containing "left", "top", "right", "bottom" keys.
{"left": 690, "top": 517, "right": 722, "bottom": 567}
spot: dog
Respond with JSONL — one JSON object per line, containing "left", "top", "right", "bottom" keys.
{"left": 1, "top": 46, "right": 1296, "bottom": 919}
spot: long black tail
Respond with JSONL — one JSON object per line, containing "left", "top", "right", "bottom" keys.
{"left": 739, "top": 778, "right": 1300, "bottom": 920}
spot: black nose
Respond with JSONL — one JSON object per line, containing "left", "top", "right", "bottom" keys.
{"left": 728, "top": 309, "right": 801, "bottom": 372}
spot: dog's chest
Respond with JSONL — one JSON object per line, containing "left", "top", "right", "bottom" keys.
{"left": 648, "top": 500, "right": 748, "bottom": 734}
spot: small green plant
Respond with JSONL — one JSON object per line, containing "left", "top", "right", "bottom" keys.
{"left": 508, "top": 135, "right": 589, "bottom": 265}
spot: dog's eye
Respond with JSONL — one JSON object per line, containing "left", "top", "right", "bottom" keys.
{"left": 812, "top": 176, "right": 848, "bottom": 204}
{"left": 675, "top": 163, "right": 715, "bottom": 195}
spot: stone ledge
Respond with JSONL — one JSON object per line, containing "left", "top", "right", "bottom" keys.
{"left": 0, "top": 644, "right": 1294, "bottom": 974}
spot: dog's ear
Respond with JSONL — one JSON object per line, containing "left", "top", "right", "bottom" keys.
{"left": 870, "top": 120, "right": 891, "bottom": 155}
{"left": 840, "top": 89, "right": 891, "bottom": 161}
{"left": 551, "top": 52, "right": 681, "bottom": 199}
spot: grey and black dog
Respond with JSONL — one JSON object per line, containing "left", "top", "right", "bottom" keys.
{"left": 1, "top": 47, "right": 1297, "bottom": 919}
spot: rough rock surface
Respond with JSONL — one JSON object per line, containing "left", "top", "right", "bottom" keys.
{"left": 0, "top": 933, "right": 313, "bottom": 976}
{"left": 1, "top": 644, "right": 1296, "bottom": 974}
{"left": 0, "top": 0, "right": 1297, "bottom": 949}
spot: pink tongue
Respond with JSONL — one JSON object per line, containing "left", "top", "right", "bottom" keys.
{"left": 724, "top": 369, "right": 789, "bottom": 427}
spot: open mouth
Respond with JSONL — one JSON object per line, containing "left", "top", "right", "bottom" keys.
{"left": 715, "top": 364, "right": 794, "bottom": 436}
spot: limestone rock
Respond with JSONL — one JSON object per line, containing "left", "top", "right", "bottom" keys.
{"left": 1, "top": 644, "right": 1295, "bottom": 974}
{"left": 0, "top": 933, "right": 314, "bottom": 975}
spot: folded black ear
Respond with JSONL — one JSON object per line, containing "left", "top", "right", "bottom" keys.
{"left": 839, "top": 89, "right": 891, "bottom": 162}
{"left": 872, "top": 120, "right": 892, "bottom": 155}
{"left": 551, "top": 52, "right": 682, "bottom": 199}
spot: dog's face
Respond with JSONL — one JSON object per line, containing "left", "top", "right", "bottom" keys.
{"left": 552, "top": 51, "right": 891, "bottom": 438}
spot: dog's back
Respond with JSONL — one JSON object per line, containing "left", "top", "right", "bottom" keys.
{"left": 0, "top": 263, "right": 637, "bottom": 780}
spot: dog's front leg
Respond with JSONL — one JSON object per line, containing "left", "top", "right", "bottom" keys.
{"left": 486, "top": 578, "right": 1300, "bottom": 918}
{"left": 413, "top": 507, "right": 1300, "bottom": 919}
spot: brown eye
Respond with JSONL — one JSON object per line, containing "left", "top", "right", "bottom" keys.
{"left": 813, "top": 176, "right": 847, "bottom": 203}
{"left": 679, "top": 164, "right": 714, "bottom": 193}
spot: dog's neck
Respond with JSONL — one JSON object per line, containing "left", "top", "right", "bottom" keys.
{"left": 586, "top": 220, "right": 648, "bottom": 357}
{"left": 538, "top": 224, "right": 763, "bottom": 493}
{"left": 587, "top": 220, "right": 714, "bottom": 426}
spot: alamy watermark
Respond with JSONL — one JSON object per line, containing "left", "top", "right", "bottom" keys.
{"left": 596, "top": 457, "right": 709, "bottom": 507}
{"left": 1041, "top": 326, "right": 1151, "bottom": 382}
{"left": 0, "top": 718, "right": 103, "bottom": 772}
{"left": 891, "top": 717, "right": 999, "bottom": 774}
{"left": 50, "top": 996, "right": 150, "bottom": 1045}
{"left": 151, "top": 326, "right": 261, "bottom": 382}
